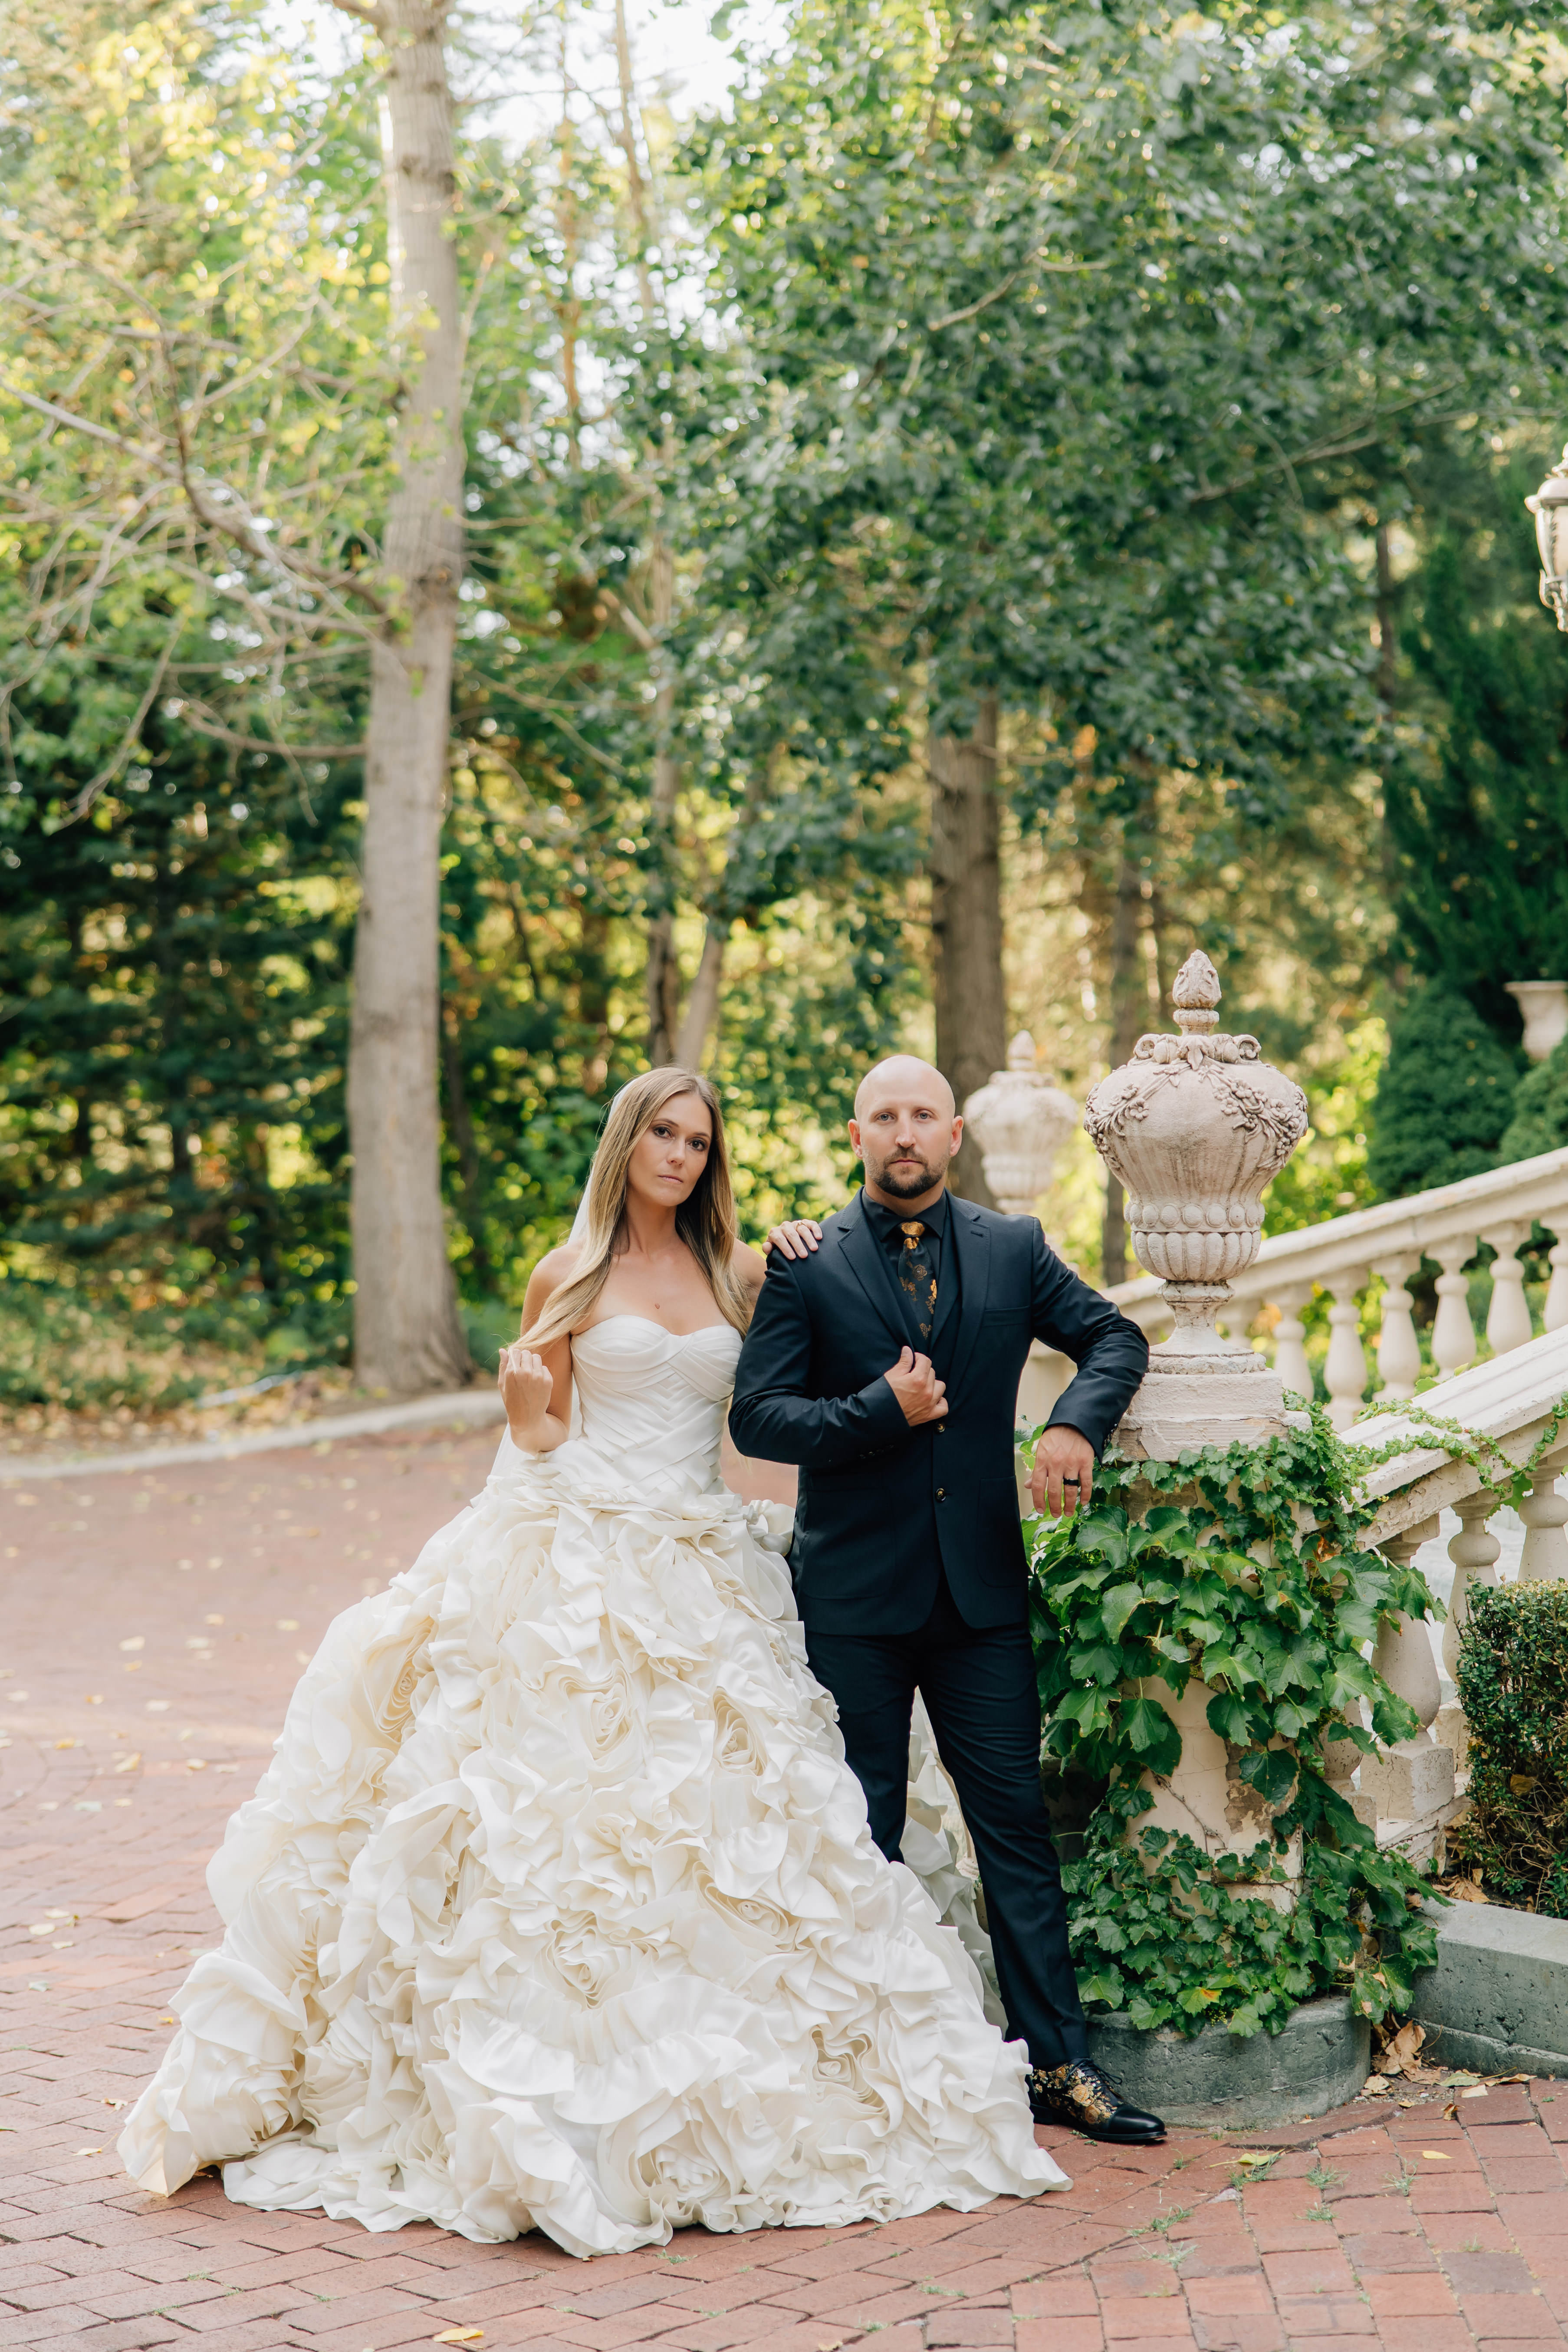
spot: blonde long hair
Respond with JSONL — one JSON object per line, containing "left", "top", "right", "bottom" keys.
{"left": 523, "top": 1069, "right": 753, "bottom": 1350}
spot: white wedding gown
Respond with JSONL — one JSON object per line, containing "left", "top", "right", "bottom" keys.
{"left": 119, "top": 1315, "right": 1065, "bottom": 2257}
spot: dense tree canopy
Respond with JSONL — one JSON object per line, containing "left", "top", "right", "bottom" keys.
{"left": 4, "top": 0, "right": 1568, "bottom": 1403}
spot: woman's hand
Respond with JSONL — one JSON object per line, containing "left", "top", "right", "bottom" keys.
{"left": 499, "top": 1342, "right": 555, "bottom": 1449}
{"left": 766, "top": 1218, "right": 823, "bottom": 1261}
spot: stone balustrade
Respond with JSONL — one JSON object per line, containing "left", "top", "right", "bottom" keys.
{"left": 1302, "top": 1327, "right": 1568, "bottom": 1864}
{"left": 1104, "top": 1144, "right": 1568, "bottom": 1427}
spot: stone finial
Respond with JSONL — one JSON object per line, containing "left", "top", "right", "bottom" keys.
{"left": 1172, "top": 949, "right": 1220, "bottom": 1034}
{"left": 962, "top": 1034, "right": 1078, "bottom": 1224}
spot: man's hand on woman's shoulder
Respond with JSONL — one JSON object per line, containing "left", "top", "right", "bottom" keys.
{"left": 765, "top": 1218, "right": 823, "bottom": 1261}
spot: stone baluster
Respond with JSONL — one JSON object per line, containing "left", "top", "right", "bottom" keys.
{"left": 1373, "top": 1519, "right": 1443, "bottom": 1738}
{"left": 1442, "top": 1494, "right": 1500, "bottom": 1680}
{"left": 1432, "top": 1245, "right": 1479, "bottom": 1376}
{"left": 1359, "top": 1516, "right": 1455, "bottom": 1844}
{"left": 1483, "top": 1223, "right": 1535, "bottom": 1356}
{"left": 1271, "top": 1285, "right": 1314, "bottom": 1405}
{"left": 1372, "top": 1256, "right": 1422, "bottom": 1400}
{"left": 1323, "top": 1272, "right": 1370, "bottom": 1430}
{"left": 1545, "top": 1237, "right": 1568, "bottom": 1333}
{"left": 1518, "top": 1458, "right": 1568, "bottom": 1584}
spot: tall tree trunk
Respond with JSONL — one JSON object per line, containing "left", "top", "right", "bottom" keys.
{"left": 1376, "top": 518, "right": 1398, "bottom": 711}
{"left": 1098, "top": 829, "right": 1148, "bottom": 1286}
{"left": 343, "top": 0, "right": 470, "bottom": 1395}
{"left": 440, "top": 1007, "right": 492, "bottom": 1294}
{"left": 674, "top": 919, "right": 726, "bottom": 1070}
{"left": 929, "top": 699, "right": 1006, "bottom": 1210}
{"left": 644, "top": 538, "right": 682, "bottom": 1063}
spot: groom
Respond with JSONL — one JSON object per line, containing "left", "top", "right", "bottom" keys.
{"left": 730, "top": 1054, "right": 1164, "bottom": 2145}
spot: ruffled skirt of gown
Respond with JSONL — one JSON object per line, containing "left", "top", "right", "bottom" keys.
{"left": 118, "top": 1434, "right": 1065, "bottom": 2256}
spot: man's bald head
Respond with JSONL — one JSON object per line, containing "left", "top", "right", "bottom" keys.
{"left": 853, "top": 1055, "right": 955, "bottom": 1123}
{"left": 850, "top": 1055, "right": 962, "bottom": 1207}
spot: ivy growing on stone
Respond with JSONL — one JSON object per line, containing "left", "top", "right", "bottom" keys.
{"left": 1023, "top": 1410, "right": 1445, "bottom": 2038}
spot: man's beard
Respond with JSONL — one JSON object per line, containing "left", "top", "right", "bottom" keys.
{"left": 871, "top": 1151, "right": 947, "bottom": 1198}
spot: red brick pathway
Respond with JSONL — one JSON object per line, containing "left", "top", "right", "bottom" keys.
{"left": 5, "top": 1428, "right": 1568, "bottom": 2351}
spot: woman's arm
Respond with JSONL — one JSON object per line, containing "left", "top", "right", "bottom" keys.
{"left": 497, "top": 1248, "right": 577, "bottom": 1453}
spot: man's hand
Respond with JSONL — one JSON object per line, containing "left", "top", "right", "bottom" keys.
{"left": 885, "top": 1345, "right": 947, "bottom": 1427}
{"left": 765, "top": 1218, "right": 823, "bottom": 1260}
{"left": 1031, "top": 1424, "right": 1095, "bottom": 1518}
{"left": 498, "top": 1342, "right": 554, "bottom": 1447}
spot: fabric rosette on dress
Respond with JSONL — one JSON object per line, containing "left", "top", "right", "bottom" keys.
{"left": 119, "top": 1317, "right": 1062, "bottom": 2256}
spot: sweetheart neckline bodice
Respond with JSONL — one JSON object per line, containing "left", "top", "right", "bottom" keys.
{"left": 574, "top": 1312, "right": 736, "bottom": 1347}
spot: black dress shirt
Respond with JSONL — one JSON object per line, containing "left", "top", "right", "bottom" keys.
{"left": 861, "top": 1187, "right": 953, "bottom": 1349}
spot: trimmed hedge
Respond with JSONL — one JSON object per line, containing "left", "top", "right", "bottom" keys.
{"left": 1453, "top": 1582, "right": 1568, "bottom": 1918}
{"left": 1498, "top": 1034, "right": 1568, "bottom": 1166}
{"left": 1366, "top": 986, "right": 1518, "bottom": 1201}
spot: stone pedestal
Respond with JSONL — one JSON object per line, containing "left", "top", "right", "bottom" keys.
{"left": 1137, "top": 1674, "right": 1302, "bottom": 1895}
{"left": 1084, "top": 948, "right": 1310, "bottom": 1902}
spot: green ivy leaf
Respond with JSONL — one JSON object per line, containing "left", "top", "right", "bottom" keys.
{"left": 1100, "top": 1580, "right": 1145, "bottom": 1642}
{"left": 1238, "top": 1748, "right": 1298, "bottom": 1807}
{"left": 1121, "top": 1694, "right": 1181, "bottom": 1775}
{"left": 1206, "top": 1689, "right": 1251, "bottom": 1745}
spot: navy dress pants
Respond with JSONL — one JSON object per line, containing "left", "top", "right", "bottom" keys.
{"left": 804, "top": 1570, "right": 1089, "bottom": 2072}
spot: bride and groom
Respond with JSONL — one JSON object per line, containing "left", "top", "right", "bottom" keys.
{"left": 119, "top": 1056, "right": 1158, "bottom": 2259}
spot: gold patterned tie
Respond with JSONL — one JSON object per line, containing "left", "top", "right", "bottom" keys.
{"left": 898, "top": 1220, "right": 936, "bottom": 1344}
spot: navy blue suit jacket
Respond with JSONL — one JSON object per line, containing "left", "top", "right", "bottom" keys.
{"left": 728, "top": 1190, "right": 1148, "bottom": 1635}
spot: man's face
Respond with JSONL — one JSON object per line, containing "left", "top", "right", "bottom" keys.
{"left": 849, "top": 1073, "right": 961, "bottom": 1200}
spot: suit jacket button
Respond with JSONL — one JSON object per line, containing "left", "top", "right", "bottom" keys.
{"left": 936, "top": 1487, "right": 946, "bottom": 1500}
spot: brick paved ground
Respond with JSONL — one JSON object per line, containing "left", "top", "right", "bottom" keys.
{"left": 6, "top": 1426, "right": 1568, "bottom": 2352}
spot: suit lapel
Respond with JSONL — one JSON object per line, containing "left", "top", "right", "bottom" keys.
{"left": 943, "top": 1197, "right": 990, "bottom": 1395}
{"left": 835, "top": 1194, "right": 915, "bottom": 1351}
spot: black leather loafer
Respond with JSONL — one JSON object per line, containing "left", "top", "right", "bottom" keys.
{"left": 1028, "top": 2059, "right": 1167, "bottom": 2145}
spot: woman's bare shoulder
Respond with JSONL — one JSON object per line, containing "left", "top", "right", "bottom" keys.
{"left": 731, "top": 1239, "right": 768, "bottom": 1296}
{"left": 532, "top": 1241, "right": 584, "bottom": 1288}
{"left": 520, "top": 1242, "right": 582, "bottom": 1320}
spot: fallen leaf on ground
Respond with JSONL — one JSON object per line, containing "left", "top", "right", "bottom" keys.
{"left": 431, "top": 2333, "right": 484, "bottom": 2346}
{"left": 1376, "top": 2021, "right": 1426, "bottom": 2078}
{"left": 1444, "top": 1878, "right": 1488, "bottom": 1903}
{"left": 1232, "top": 2151, "right": 1274, "bottom": 2166}
{"left": 54, "top": 1737, "right": 78, "bottom": 1750}
{"left": 118, "top": 1637, "right": 144, "bottom": 1652}
{"left": 74, "top": 2147, "right": 101, "bottom": 2157}
{"left": 1420, "top": 2151, "right": 1452, "bottom": 2161}
{"left": 102, "top": 2099, "right": 125, "bottom": 2109}
{"left": 113, "top": 1753, "right": 141, "bottom": 1774}
{"left": 1362, "top": 2076, "right": 1392, "bottom": 2096}
{"left": 276, "top": 1618, "right": 300, "bottom": 1631}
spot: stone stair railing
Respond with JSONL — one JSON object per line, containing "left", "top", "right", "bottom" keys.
{"left": 1105, "top": 1145, "right": 1568, "bottom": 1426}
{"left": 1319, "top": 1326, "right": 1568, "bottom": 1865}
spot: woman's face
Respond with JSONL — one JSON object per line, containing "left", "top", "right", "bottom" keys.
{"left": 626, "top": 1092, "right": 714, "bottom": 1213}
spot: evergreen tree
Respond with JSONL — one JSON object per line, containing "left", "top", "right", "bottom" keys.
{"left": 1497, "top": 1035, "right": 1568, "bottom": 1165}
{"left": 1365, "top": 986, "right": 1518, "bottom": 1200}
{"left": 0, "top": 625, "right": 357, "bottom": 1342}
{"left": 1386, "top": 520, "right": 1568, "bottom": 1041}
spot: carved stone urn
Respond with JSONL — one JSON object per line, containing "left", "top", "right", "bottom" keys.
{"left": 1506, "top": 980, "right": 1568, "bottom": 1065}
{"left": 962, "top": 1032, "right": 1078, "bottom": 1229}
{"left": 1083, "top": 949, "right": 1309, "bottom": 1455}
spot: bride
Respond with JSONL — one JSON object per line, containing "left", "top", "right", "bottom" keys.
{"left": 118, "top": 1068, "right": 1066, "bottom": 2258}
